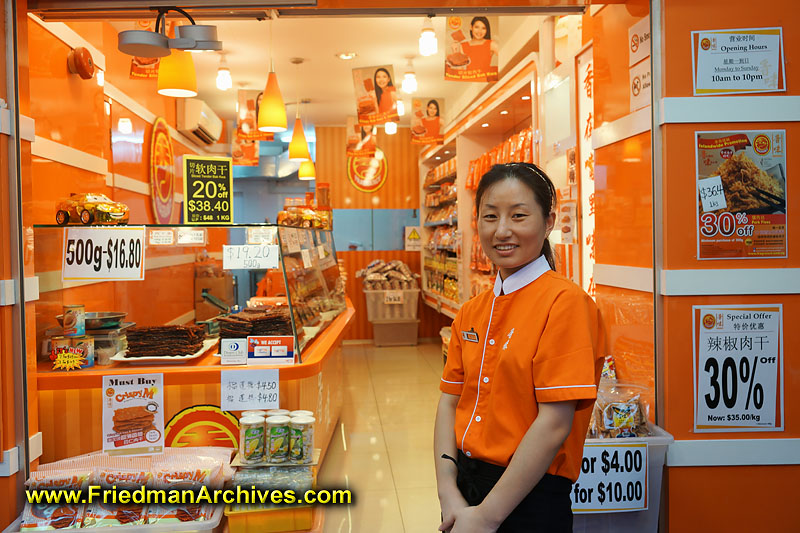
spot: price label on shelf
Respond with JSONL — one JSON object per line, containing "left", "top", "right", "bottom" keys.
{"left": 183, "top": 155, "right": 233, "bottom": 225}
{"left": 693, "top": 305, "right": 783, "bottom": 432}
{"left": 62, "top": 226, "right": 146, "bottom": 282}
{"left": 282, "top": 228, "right": 302, "bottom": 254}
{"left": 317, "top": 245, "right": 326, "bottom": 260}
{"left": 222, "top": 245, "right": 279, "bottom": 270}
{"left": 698, "top": 175, "right": 727, "bottom": 213}
{"left": 384, "top": 290, "right": 404, "bottom": 305}
{"left": 220, "top": 369, "right": 279, "bottom": 411}
{"left": 176, "top": 228, "right": 207, "bottom": 245}
{"left": 148, "top": 229, "right": 174, "bottom": 246}
{"left": 301, "top": 249, "right": 312, "bottom": 269}
{"left": 572, "top": 442, "right": 648, "bottom": 513}
{"left": 247, "top": 226, "right": 277, "bottom": 245}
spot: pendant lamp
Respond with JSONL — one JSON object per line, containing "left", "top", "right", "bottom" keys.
{"left": 288, "top": 117, "right": 311, "bottom": 161}
{"left": 298, "top": 160, "right": 316, "bottom": 180}
{"left": 157, "top": 49, "right": 197, "bottom": 97}
{"left": 258, "top": 19, "right": 287, "bottom": 133}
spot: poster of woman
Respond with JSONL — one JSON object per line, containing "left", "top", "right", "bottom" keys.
{"left": 352, "top": 65, "right": 400, "bottom": 126}
{"left": 410, "top": 98, "right": 445, "bottom": 145}
{"left": 444, "top": 16, "right": 499, "bottom": 82}
{"left": 346, "top": 116, "right": 377, "bottom": 157}
{"left": 232, "top": 135, "right": 258, "bottom": 167}
{"left": 236, "top": 89, "right": 274, "bottom": 141}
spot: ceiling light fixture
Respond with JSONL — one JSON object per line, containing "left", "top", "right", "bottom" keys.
{"left": 157, "top": 49, "right": 197, "bottom": 97}
{"left": 401, "top": 59, "right": 417, "bottom": 94}
{"left": 117, "top": 117, "right": 133, "bottom": 135}
{"left": 118, "top": 7, "right": 221, "bottom": 57}
{"left": 521, "top": 95, "right": 531, "bottom": 100}
{"left": 258, "top": 17, "right": 287, "bottom": 133}
{"left": 419, "top": 16, "right": 438, "bottom": 57}
{"left": 288, "top": 58, "right": 311, "bottom": 161}
{"left": 298, "top": 160, "right": 316, "bottom": 180}
{"left": 500, "top": 110, "right": 509, "bottom": 115}
{"left": 444, "top": 150, "right": 450, "bottom": 154}
{"left": 397, "top": 100, "right": 405, "bottom": 116}
{"left": 385, "top": 121, "right": 397, "bottom": 135}
{"left": 96, "top": 69, "right": 104, "bottom": 87}
{"left": 481, "top": 123, "right": 489, "bottom": 128}
{"left": 336, "top": 52, "right": 357, "bottom": 60}
{"left": 435, "top": 156, "right": 441, "bottom": 160}
{"left": 216, "top": 54, "right": 232, "bottom": 91}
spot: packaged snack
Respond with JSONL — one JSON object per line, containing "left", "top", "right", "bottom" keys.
{"left": 601, "top": 354, "right": 618, "bottom": 380}
{"left": 22, "top": 469, "right": 91, "bottom": 530}
{"left": 147, "top": 455, "right": 224, "bottom": 524}
{"left": 266, "top": 415, "right": 291, "bottom": 463}
{"left": 239, "top": 415, "right": 266, "bottom": 464}
{"left": 291, "top": 416, "right": 315, "bottom": 464}
{"left": 82, "top": 464, "right": 152, "bottom": 528}
{"left": 588, "top": 379, "right": 651, "bottom": 439}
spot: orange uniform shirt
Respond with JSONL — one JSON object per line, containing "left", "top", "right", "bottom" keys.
{"left": 440, "top": 255, "right": 605, "bottom": 482}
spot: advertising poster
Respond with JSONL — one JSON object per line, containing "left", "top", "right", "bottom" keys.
{"left": 183, "top": 155, "right": 234, "bottom": 224}
{"left": 692, "top": 27, "right": 785, "bottom": 96}
{"left": 444, "top": 16, "right": 499, "bottom": 82}
{"left": 346, "top": 116, "right": 377, "bottom": 157}
{"left": 237, "top": 89, "right": 274, "bottom": 141}
{"left": 232, "top": 135, "right": 259, "bottom": 167}
{"left": 410, "top": 98, "right": 445, "bottom": 145}
{"left": 129, "top": 20, "right": 165, "bottom": 79}
{"left": 693, "top": 305, "right": 783, "bottom": 433}
{"left": 102, "top": 373, "right": 164, "bottom": 456}
{"left": 696, "top": 130, "right": 786, "bottom": 259}
{"left": 352, "top": 65, "right": 400, "bottom": 126}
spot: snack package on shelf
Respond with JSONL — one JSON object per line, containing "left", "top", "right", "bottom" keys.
{"left": 426, "top": 226, "right": 458, "bottom": 251}
{"left": 425, "top": 204, "right": 457, "bottom": 225}
{"left": 356, "top": 260, "right": 419, "bottom": 291}
{"left": 588, "top": 379, "right": 652, "bottom": 439}
{"left": 423, "top": 157, "right": 457, "bottom": 189}
{"left": 22, "top": 469, "right": 91, "bottom": 530}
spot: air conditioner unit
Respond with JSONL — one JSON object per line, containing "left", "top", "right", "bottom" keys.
{"left": 178, "top": 99, "right": 223, "bottom": 145}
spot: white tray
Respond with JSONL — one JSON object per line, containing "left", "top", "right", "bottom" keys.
{"left": 111, "top": 338, "right": 218, "bottom": 365}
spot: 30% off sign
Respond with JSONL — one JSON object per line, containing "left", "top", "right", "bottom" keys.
{"left": 571, "top": 442, "right": 648, "bottom": 513}
{"left": 62, "top": 226, "right": 146, "bottom": 281}
{"left": 694, "top": 305, "right": 783, "bottom": 432}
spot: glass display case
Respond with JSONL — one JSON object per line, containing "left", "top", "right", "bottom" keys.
{"left": 31, "top": 223, "right": 345, "bottom": 377}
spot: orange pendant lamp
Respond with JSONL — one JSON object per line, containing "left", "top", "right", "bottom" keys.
{"left": 258, "top": 68, "right": 287, "bottom": 132}
{"left": 298, "top": 159, "right": 316, "bottom": 180}
{"left": 157, "top": 50, "right": 197, "bottom": 97}
{"left": 288, "top": 116, "right": 311, "bottom": 161}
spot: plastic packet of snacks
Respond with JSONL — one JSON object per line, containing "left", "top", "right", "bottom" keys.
{"left": 22, "top": 469, "right": 92, "bottom": 530}
{"left": 146, "top": 455, "right": 225, "bottom": 524}
{"left": 588, "top": 379, "right": 651, "bottom": 439}
{"left": 82, "top": 463, "right": 153, "bottom": 528}
{"left": 601, "top": 354, "right": 617, "bottom": 380}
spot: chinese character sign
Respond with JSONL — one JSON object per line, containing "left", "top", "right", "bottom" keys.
{"left": 102, "top": 374, "right": 164, "bottom": 456}
{"left": 577, "top": 47, "right": 596, "bottom": 297}
{"left": 694, "top": 305, "right": 783, "bottom": 432}
{"left": 183, "top": 156, "right": 234, "bottom": 224}
{"left": 221, "top": 369, "right": 280, "bottom": 411}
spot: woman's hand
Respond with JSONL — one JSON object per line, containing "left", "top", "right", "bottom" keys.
{"left": 448, "top": 505, "right": 500, "bottom": 533}
{"left": 438, "top": 489, "right": 469, "bottom": 532}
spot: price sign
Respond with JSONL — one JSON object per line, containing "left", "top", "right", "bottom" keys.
{"left": 281, "top": 228, "right": 301, "bottom": 254}
{"left": 384, "top": 290, "right": 404, "bottom": 305}
{"left": 222, "top": 245, "right": 279, "bottom": 270}
{"left": 317, "top": 245, "right": 326, "bottom": 259}
{"left": 220, "top": 369, "right": 279, "bottom": 411}
{"left": 301, "top": 249, "right": 312, "bottom": 269}
{"left": 148, "top": 229, "right": 174, "bottom": 246}
{"left": 247, "top": 226, "right": 277, "bottom": 245}
{"left": 176, "top": 228, "right": 206, "bottom": 245}
{"left": 572, "top": 442, "right": 648, "bottom": 513}
{"left": 694, "top": 305, "right": 783, "bottom": 432}
{"left": 183, "top": 155, "right": 233, "bottom": 225}
{"left": 698, "top": 175, "right": 727, "bottom": 212}
{"left": 62, "top": 226, "right": 146, "bottom": 282}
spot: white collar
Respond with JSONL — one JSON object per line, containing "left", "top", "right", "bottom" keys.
{"left": 493, "top": 254, "right": 551, "bottom": 296}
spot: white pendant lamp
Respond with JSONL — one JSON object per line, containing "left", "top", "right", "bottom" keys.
{"left": 397, "top": 100, "right": 405, "bottom": 116}
{"left": 419, "top": 17, "right": 438, "bottom": 57}
{"left": 216, "top": 54, "right": 232, "bottom": 91}
{"left": 401, "top": 59, "right": 417, "bottom": 94}
{"left": 384, "top": 121, "right": 397, "bottom": 135}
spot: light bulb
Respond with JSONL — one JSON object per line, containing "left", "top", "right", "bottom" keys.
{"left": 118, "top": 117, "right": 133, "bottom": 135}
{"left": 385, "top": 121, "right": 397, "bottom": 135}
{"left": 216, "top": 67, "right": 232, "bottom": 91}
{"left": 419, "top": 18, "right": 438, "bottom": 57}
{"left": 397, "top": 100, "right": 405, "bottom": 116}
{"left": 96, "top": 69, "right": 104, "bottom": 87}
{"left": 401, "top": 72, "right": 417, "bottom": 94}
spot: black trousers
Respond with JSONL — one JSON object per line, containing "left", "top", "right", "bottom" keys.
{"left": 454, "top": 450, "right": 573, "bottom": 533}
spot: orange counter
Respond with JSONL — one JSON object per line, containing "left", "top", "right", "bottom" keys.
{"left": 35, "top": 302, "right": 354, "bottom": 464}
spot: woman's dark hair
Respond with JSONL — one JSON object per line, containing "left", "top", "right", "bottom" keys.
{"left": 360, "top": 125, "right": 372, "bottom": 140}
{"left": 426, "top": 99, "right": 440, "bottom": 117}
{"left": 470, "top": 16, "right": 492, "bottom": 40}
{"left": 255, "top": 91, "right": 263, "bottom": 121}
{"left": 373, "top": 68, "right": 393, "bottom": 110}
{"left": 475, "top": 162, "right": 557, "bottom": 271}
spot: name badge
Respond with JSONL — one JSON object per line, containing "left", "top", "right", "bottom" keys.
{"left": 462, "top": 328, "right": 479, "bottom": 343}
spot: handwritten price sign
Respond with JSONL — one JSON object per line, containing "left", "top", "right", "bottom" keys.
{"left": 222, "top": 245, "right": 279, "bottom": 270}
{"left": 62, "top": 226, "right": 146, "bottom": 282}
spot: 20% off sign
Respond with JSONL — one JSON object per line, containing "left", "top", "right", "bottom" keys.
{"left": 183, "top": 156, "right": 233, "bottom": 225}
{"left": 62, "top": 226, "right": 146, "bottom": 281}
{"left": 571, "top": 442, "right": 648, "bottom": 513}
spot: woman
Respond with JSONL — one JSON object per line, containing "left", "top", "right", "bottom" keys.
{"left": 373, "top": 68, "right": 397, "bottom": 115}
{"left": 434, "top": 163, "right": 605, "bottom": 533}
{"left": 422, "top": 99, "right": 442, "bottom": 138}
{"left": 457, "top": 17, "right": 499, "bottom": 74}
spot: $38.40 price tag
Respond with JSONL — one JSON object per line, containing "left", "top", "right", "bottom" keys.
{"left": 222, "top": 245, "right": 279, "bottom": 270}
{"left": 62, "top": 226, "right": 146, "bottom": 282}
{"left": 571, "top": 442, "right": 648, "bottom": 513}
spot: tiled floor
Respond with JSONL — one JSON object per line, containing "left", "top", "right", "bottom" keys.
{"left": 320, "top": 341, "right": 444, "bottom": 533}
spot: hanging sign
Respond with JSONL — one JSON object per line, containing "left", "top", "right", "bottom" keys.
{"left": 410, "top": 98, "right": 445, "bottom": 145}
{"left": 183, "top": 155, "right": 234, "bottom": 224}
{"left": 352, "top": 65, "right": 400, "bottom": 126}
{"left": 150, "top": 117, "right": 175, "bottom": 224}
{"left": 102, "top": 373, "right": 164, "bottom": 456}
{"left": 221, "top": 368, "right": 280, "bottom": 411}
{"left": 693, "top": 305, "right": 783, "bottom": 432}
{"left": 232, "top": 136, "right": 259, "bottom": 167}
{"left": 346, "top": 116, "right": 377, "bottom": 157}
{"left": 695, "top": 130, "right": 786, "bottom": 259}
{"left": 444, "top": 16, "right": 499, "bottom": 82}
{"left": 692, "top": 27, "right": 785, "bottom": 96}
{"left": 129, "top": 20, "right": 165, "bottom": 79}
{"left": 347, "top": 148, "right": 388, "bottom": 193}
{"left": 572, "top": 442, "right": 648, "bottom": 513}
{"left": 62, "top": 226, "right": 146, "bottom": 282}
{"left": 236, "top": 89, "right": 274, "bottom": 141}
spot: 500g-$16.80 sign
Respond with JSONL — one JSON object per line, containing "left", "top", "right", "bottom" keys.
{"left": 62, "top": 226, "right": 146, "bottom": 282}
{"left": 571, "top": 442, "right": 648, "bottom": 513}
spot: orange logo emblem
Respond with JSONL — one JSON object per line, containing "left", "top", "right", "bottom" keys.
{"left": 753, "top": 134, "right": 771, "bottom": 155}
{"left": 347, "top": 148, "right": 388, "bottom": 193}
{"left": 164, "top": 405, "right": 240, "bottom": 448}
{"left": 150, "top": 117, "right": 175, "bottom": 224}
{"left": 701, "top": 38, "right": 711, "bottom": 50}
{"left": 702, "top": 314, "right": 716, "bottom": 329}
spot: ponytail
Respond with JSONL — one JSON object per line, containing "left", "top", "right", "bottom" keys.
{"left": 542, "top": 238, "right": 556, "bottom": 271}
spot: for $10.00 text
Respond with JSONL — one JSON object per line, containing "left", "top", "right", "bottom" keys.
{"left": 572, "top": 445, "right": 648, "bottom": 512}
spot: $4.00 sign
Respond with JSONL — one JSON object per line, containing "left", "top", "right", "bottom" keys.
{"left": 693, "top": 305, "right": 784, "bottom": 432}
{"left": 183, "top": 155, "right": 233, "bottom": 225}
{"left": 62, "top": 226, "right": 146, "bottom": 282}
{"left": 571, "top": 442, "right": 648, "bottom": 513}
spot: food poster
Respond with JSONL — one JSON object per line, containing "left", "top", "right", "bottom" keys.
{"left": 444, "top": 16, "right": 499, "bottom": 82}
{"left": 346, "top": 116, "right": 377, "bottom": 157}
{"left": 129, "top": 20, "right": 168, "bottom": 79}
{"left": 237, "top": 89, "right": 274, "bottom": 141}
{"left": 692, "top": 27, "right": 785, "bottom": 96}
{"left": 410, "top": 98, "right": 445, "bottom": 145}
{"left": 232, "top": 135, "right": 259, "bottom": 166}
{"left": 696, "top": 130, "right": 786, "bottom": 259}
{"left": 102, "top": 373, "right": 164, "bottom": 456}
{"left": 352, "top": 65, "right": 400, "bottom": 126}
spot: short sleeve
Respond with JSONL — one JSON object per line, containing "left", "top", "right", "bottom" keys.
{"left": 440, "top": 310, "right": 465, "bottom": 395}
{"left": 532, "top": 289, "right": 604, "bottom": 403}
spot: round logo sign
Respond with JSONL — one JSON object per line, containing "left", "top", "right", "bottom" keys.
{"left": 150, "top": 117, "right": 175, "bottom": 224}
{"left": 165, "top": 405, "right": 240, "bottom": 448}
{"left": 347, "top": 148, "right": 388, "bottom": 193}
{"left": 753, "top": 134, "right": 771, "bottom": 155}
{"left": 448, "top": 17, "right": 462, "bottom": 30}
{"left": 700, "top": 38, "right": 711, "bottom": 50}
{"left": 702, "top": 314, "right": 716, "bottom": 329}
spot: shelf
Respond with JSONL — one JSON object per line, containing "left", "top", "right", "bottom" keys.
{"left": 424, "top": 219, "right": 457, "bottom": 228}
{"left": 425, "top": 197, "right": 457, "bottom": 209}
{"left": 423, "top": 174, "right": 457, "bottom": 191}
{"left": 423, "top": 290, "right": 460, "bottom": 319}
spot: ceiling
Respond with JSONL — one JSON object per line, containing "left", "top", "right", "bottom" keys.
{"left": 116, "top": 14, "right": 543, "bottom": 128}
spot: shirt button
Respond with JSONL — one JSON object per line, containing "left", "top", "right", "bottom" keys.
{"left": 489, "top": 339, "right": 495, "bottom": 346}
{"left": 475, "top": 416, "right": 482, "bottom": 422}
{"left": 483, "top": 377, "right": 489, "bottom": 383}
{"left": 466, "top": 451, "right": 472, "bottom": 457}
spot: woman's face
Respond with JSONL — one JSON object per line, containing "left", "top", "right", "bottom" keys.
{"left": 478, "top": 178, "right": 554, "bottom": 279}
{"left": 375, "top": 70, "right": 390, "bottom": 88}
{"left": 472, "top": 20, "right": 488, "bottom": 40}
{"left": 363, "top": 125, "right": 373, "bottom": 135}
{"left": 427, "top": 103, "right": 438, "bottom": 117}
